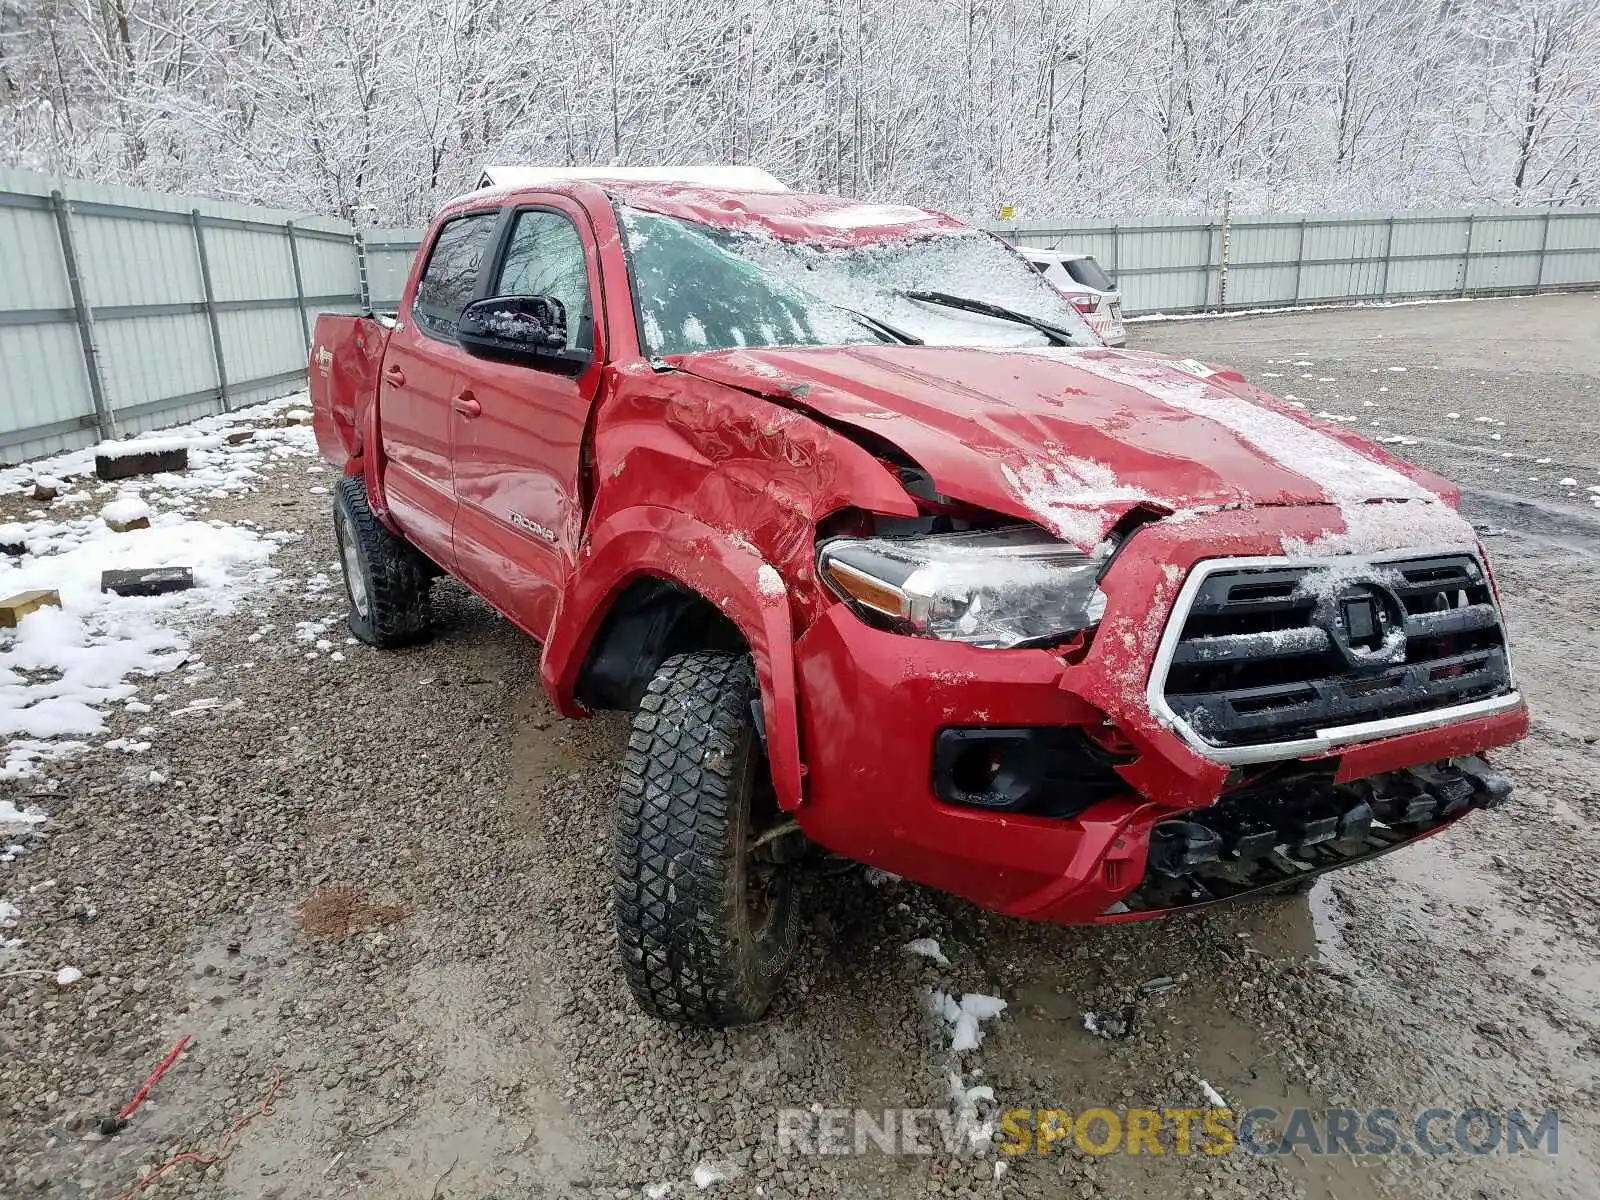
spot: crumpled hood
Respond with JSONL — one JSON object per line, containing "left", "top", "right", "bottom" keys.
{"left": 665, "top": 344, "right": 1456, "bottom": 548}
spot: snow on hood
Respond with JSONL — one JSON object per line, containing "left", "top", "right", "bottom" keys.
{"left": 665, "top": 345, "right": 1466, "bottom": 551}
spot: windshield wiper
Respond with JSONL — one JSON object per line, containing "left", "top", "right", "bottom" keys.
{"left": 838, "top": 305, "right": 923, "bottom": 346}
{"left": 898, "top": 290, "right": 1082, "bottom": 346}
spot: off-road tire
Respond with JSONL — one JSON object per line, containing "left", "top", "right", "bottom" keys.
{"left": 333, "top": 476, "right": 431, "bottom": 647}
{"left": 614, "top": 651, "right": 801, "bottom": 1026}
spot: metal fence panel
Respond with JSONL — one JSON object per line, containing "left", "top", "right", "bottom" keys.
{"left": 364, "top": 231, "right": 425, "bottom": 309}
{"left": 0, "top": 323, "right": 96, "bottom": 456}
{"left": 1543, "top": 212, "right": 1600, "bottom": 286}
{"left": 0, "top": 168, "right": 364, "bottom": 461}
{"left": 1000, "top": 205, "right": 1600, "bottom": 315}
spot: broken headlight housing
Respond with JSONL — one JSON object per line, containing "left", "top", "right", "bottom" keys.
{"left": 817, "top": 526, "right": 1106, "bottom": 649}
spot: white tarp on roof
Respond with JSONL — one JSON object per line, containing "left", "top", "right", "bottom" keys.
{"left": 476, "top": 165, "right": 789, "bottom": 193}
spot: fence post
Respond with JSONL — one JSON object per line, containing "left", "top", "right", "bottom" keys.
{"left": 49, "top": 189, "right": 116, "bottom": 442}
{"left": 190, "top": 209, "right": 230, "bottom": 412}
{"left": 1459, "top": 214, "right": 1476, "bottom": 298}
{"left": 1110, "top": 224, "right": 1121, "bottom": 280}
{"left": 1292, "top": 219, "right": 1307, "bottom": 303}
{"left": 285, "top": 220, "right": 312, "bottom": 351}
{"left": 1200, "top": 222, "right": 1216, "bottom": 311}
{"left": 1379, "top": 217, "right": 1396, "bottom": 300}
{"left": 354, "top": 229, "right": 372, "bottom": 312}
{"left": 1217, "top": 189, "right": 1233, "bottom": 310}
{"left": 1534, "top": 206, "right": 1553, "bottom": 291}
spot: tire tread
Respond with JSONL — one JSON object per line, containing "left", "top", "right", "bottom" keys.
{"left": 614, "top": 651, "right": 796, "bottom": 1026}
{"left": 334, "top": 476, "right": 430, "bottom": 646}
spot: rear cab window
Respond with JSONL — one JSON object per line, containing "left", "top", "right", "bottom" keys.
{"left": 412, "top": 212, "right": 500, "bottom": 340}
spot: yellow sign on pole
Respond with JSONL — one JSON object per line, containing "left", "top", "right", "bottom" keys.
{"left": 999, "top": 204, "right": 1016, "bottom": 221}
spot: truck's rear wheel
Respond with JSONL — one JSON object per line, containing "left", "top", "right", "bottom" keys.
{"left": 333, "top": 476, "right": 431, "bottom": 647}
{"left": 614, "top": 651, "right": 801, "bottom": 1026}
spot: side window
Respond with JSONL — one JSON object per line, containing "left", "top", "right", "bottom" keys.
{"left": 494, "top": 211, "right": 594, "bottom": 352}
{"left": 413, "top": 212, "right": 499, "bottom": 340}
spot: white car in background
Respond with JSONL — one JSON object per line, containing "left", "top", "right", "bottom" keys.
{"left": 1016, "top": 247, "right": 1127, "bottom": 346}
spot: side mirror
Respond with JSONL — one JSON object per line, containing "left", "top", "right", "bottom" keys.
{"left": 456, "top": 295, "right": 589, "bottom": 375}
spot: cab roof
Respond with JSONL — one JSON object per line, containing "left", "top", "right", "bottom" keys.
{"left": 455, "top": 166, "right": 967, "bottom": 247}
{"left": 476, "top": 164, "right": 790, "bottom": 192}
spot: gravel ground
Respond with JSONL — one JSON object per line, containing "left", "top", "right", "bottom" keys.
{"left": 2, "top": 292, "right": 1597, "bottom": 1200}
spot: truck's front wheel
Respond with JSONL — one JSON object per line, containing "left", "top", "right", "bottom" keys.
{"left": 333, "top": 476, "right": 431, "bottom": 647}
{"left": 614, "top": 651, "right": 802, "bottom": 1026}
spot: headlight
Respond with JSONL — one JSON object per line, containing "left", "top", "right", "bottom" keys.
{"left": 818, "top": 526, "right": 1107, "bottom": 648}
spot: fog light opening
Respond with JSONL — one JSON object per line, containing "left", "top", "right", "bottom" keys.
{"left": 951, "top": 745, "right": 1004, "bottom": 795}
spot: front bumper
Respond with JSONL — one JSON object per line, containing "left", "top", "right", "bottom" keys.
{"left": 790, "top": 506, "right": 1529, "bottom": 923}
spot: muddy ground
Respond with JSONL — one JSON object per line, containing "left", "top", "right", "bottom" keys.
{"left": 2, "top": 292, "right": 1597, "bottom": 1199}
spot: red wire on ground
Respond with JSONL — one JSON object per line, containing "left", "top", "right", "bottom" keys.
{"left": 114, "top": 1063, "right": 285, "bottom": 1200}
{"left": 117, "top": 1034, "right": 193, "bottom": 1122}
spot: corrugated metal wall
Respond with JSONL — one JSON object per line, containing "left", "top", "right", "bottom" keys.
{"left": 1004, "top": 207, "right": 1600, "bottom": 316}
{"left": 0, "top": 168, "right": 360, "bottom": 462}
{"left": 2, "top": 168, "right": 1598, "bottom": 465}
{"left": 362, "top": 230, "right": 426, "bottom": 312}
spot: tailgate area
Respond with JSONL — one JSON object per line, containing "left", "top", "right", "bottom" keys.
{"left": 310, "top": 313, "right": 391, "bottom": 471}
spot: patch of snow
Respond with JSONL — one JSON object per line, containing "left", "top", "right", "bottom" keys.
{"left": 809, "top": 203, "right": 934, "bottom": 230}
{"left": 999, "top": 453, "right": 1151, "bottom": 547}
{"left": 756, "top": 564, "right": 785, "bottom": 598}
{"left": 1284, "top": 499, "right": 1476, "bottom": 558}
{"left": 947, "top": 1070, "right": 998, "bottom": 1149}
{"left": 931, "top": 989, "right": 1008, "bottom": 1053}
{"left": 1197, "top": 1078, "right": 1228, "bottom": 1108}
{"left": 0, "top": 799, "right": 48, "bottom": 826}
{"left": 903, "top": 937, "right": 950, "bottom": 965}
{"left": 0, "top": 395, "right": 313, "bottom": 788}
{"left": 691, "top": 1159, "right": 738, "bottom": 1189}
{"left": 92, "top": 436, "right": 196, "bottom": 459}
{"left": 101, "top": 497, "right": 151, "bottom": 526}
{"left": 1044, "top": 351, "right": 1456, "bottom": 556}
{"left": 54, "top": 965, "right": 83, "bottom": 986}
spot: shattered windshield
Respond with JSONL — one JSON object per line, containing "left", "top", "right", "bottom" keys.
{"left": 617, "top": 206, "right": 1098, "bottom": 357}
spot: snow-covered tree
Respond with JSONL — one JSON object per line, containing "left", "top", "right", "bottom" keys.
{"left": 0, "top": 0, "right": 1595, "bottom": 221}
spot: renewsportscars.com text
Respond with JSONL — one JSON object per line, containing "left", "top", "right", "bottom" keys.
{"left": 775, "top": 1106, "right": 1559, "bottom": 1158}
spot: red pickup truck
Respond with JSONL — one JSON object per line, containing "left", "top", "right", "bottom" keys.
{"left": 310, "top": 171, "right": 1527, "bottom": 1026}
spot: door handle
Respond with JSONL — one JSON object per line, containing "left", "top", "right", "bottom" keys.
{"left": 451, "top": 390, "right": 482, "bottom": 418}
{"left": 383, "top": 365, "right": 406, "bottom": 388}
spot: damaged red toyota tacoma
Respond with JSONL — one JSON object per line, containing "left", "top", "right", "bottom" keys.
{"left": 309, "top": 168, "right": 1528, "bottom": 1026}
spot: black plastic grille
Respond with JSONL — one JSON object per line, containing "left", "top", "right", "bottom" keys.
{"left": 1162, "top": 553, "right": 1513, "bottom": 748}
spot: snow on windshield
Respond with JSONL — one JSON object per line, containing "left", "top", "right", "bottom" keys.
{"left": 618, "top": 207, "right": 1098, "bottom": 356}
